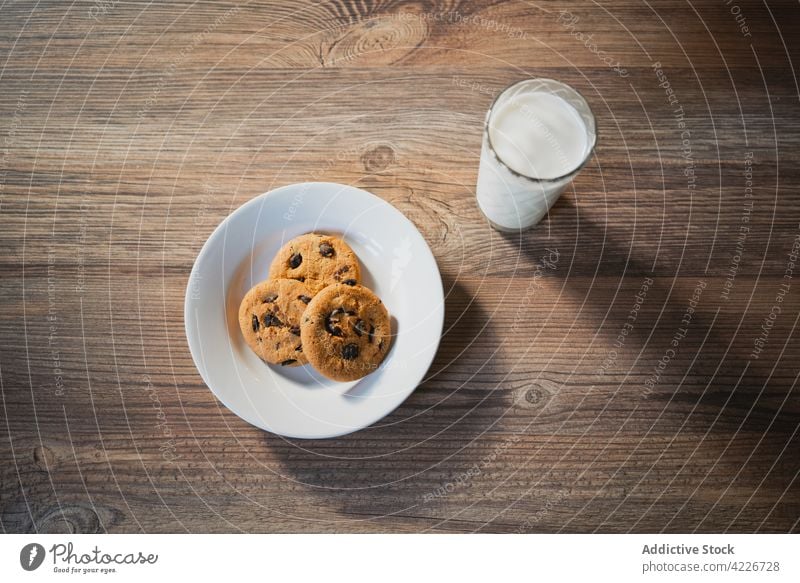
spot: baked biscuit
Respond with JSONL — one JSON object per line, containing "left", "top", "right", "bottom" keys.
{"left": 238, "top": 278, "right": 313, "bottom": 366}
{"left": 300, "top": 284, "right": 391, "bottom": 381}
{"left": 268, "top": 233, "right": 361, "bottom": 295}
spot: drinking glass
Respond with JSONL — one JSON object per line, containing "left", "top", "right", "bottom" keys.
{"left": 475, "top": 78, "right": 597, "bottom": 232}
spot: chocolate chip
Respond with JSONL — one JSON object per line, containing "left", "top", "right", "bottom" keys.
{"left": 378, "top": 340, "right": 384, "bottom": 351}
{"left": 342, "top": 344, "right": 359, "bottom": 360}
{"left": 368, "top": 324, "right": 375, "bottom": 343}
{"left": 289, "top": 253, "right": 302, "bottom": 269}
{"left": 298, "top": 295, "right": 312, "bottom": 304}
{"left": 294, "top": 276, "right": 306, "bottom": 282}
{"left": 263, "top": 293, "right": 278, "bottom": 303}
{"left": 263, "top": 313, "right": 283, "bottom": 327}
{"left": 251, "top": 314, "right": 259, "bottom": 332}
{"left": 325, "top": 309, "right": 344, "bottom": 336}
{"left": 333, "top": 265, "right": 350, "bottom": 280}
{"left": 342, "top": 279, "right": 357, "bottom": 286}
{"left": 353, "top": 319, "right": 367, "bottom": 336}
{"left": 295, "top": 345, "right": 303, "bottom": 352}
{"left": 290, "top": 326, "right": 300, "bottom": 336}
{"left": 280, "top": 359, "right": 297, "bottom": 366}
{"left": 319, "top": 242, "right": 335, "bottom": 257}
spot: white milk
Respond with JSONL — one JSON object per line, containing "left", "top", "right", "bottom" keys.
{"left": 489, "top": 92, "right": 588, "bottom": 179}
{"left": 476, "top": 83, "right": 594, "bottom": 231}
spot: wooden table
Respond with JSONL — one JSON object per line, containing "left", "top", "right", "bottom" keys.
{"left": 2, "top": 0, "right": 798, "bottom": 533}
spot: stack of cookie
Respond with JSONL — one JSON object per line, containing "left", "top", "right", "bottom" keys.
{"left": 238, "top": 233, "right": 391, "bottom": 382}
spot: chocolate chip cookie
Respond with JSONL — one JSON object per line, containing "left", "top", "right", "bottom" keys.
{"left": 268, "top": 233, "right": 361, "bottom": 295}
{"left": 238, "top": 278, "right": 313, "bottom": 367}
{"left": 300, "top": 284, "right": 391, "bottom": 381}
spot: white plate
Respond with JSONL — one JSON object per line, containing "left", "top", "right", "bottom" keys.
{"left": 184, "top": 182, "right": 444, "bottom": 438}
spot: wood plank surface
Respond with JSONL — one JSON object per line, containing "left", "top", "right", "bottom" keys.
{"left": 1, "top": 0, "right": 799, "bottom": 533}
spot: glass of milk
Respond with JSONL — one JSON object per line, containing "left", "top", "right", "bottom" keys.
{"left": 476, "top": 78, "right": 596, "bottom": 231}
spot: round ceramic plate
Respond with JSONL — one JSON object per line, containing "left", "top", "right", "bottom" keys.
{"left": 184, "top": 182, "right": 444, "bottom": 438}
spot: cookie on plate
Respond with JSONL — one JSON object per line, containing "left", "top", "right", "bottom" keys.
{"left": 238, "top": 278, "right": 313, "bottom": 366}
{"left": 300, "top": 284, "right": 391, "bottom": 381}
{"left": 268, "top": 233, "right": 361, "bottom": 295}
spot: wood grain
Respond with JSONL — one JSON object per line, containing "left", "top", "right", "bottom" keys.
{"left": 1, "top": 0, "right": 799, "bottom": 533}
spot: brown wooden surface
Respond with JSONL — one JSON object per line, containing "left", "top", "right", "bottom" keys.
{"left": 1, "top": 0, "right": 799, "bottom": 533}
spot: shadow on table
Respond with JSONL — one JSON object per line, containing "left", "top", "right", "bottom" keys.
{"left": 262, "top": 199, "right": 799, "bottom": 531}
{"left": 263, "top": 276, "right": 512, "bottom": 527}
{"left": 495, "top": 198, "right": 799, "bottom": 510}
{"left": 486, "top": 197, "right": 800, "bottom": 530}
{"left": 500, "top": 197, "right": 798, "bottom": 430}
